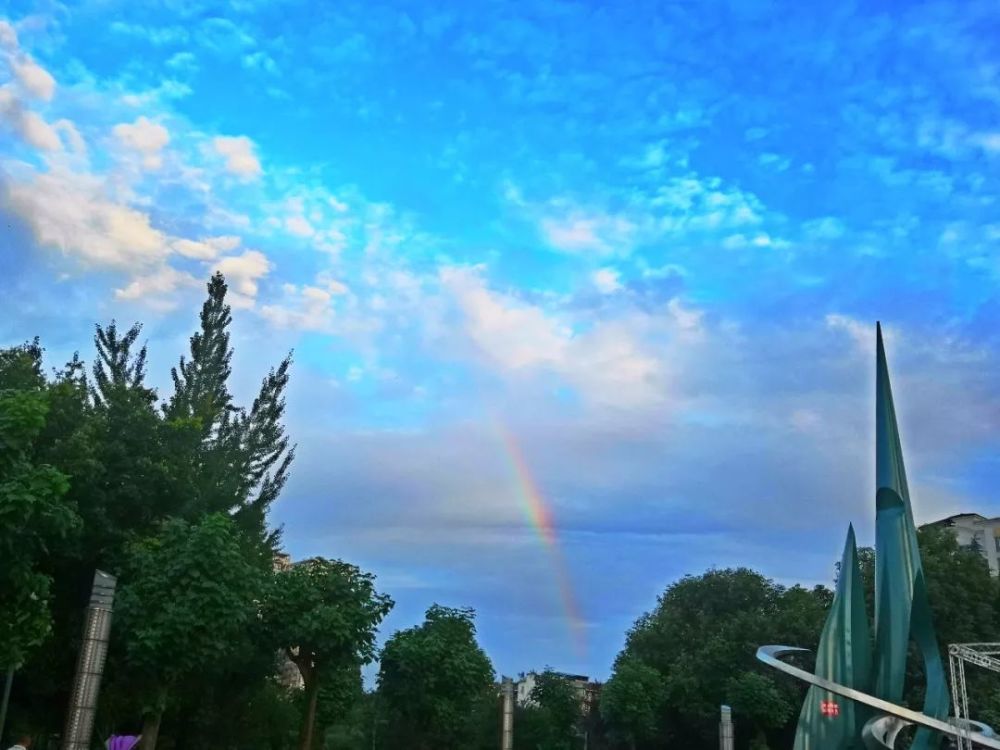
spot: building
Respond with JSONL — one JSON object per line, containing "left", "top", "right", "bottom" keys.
{"left": 271, "top": 552, "right": 305, "bottom": 689}
{"left": 273, "top": 552, "right": 293, "bottom": 572}
{"left": 925, "top": 513, "right": 1000, "bottom": 575}
{"left": 514, "top": 671, "right": 598, "bottom": 710}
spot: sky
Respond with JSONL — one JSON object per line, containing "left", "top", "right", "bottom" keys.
{"left": 1, "top": 0, "right": 1000, "bottom": 682}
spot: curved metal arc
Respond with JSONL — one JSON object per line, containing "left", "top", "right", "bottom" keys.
{"left": 757, "top": 646, "right": 1000, "bottom": 749}
{"left": 862, "top": 714, "right": 909, "bottom": 750}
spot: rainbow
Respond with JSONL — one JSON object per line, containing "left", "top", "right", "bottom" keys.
{"left": 495, "top": 422, "right": 586, "bottom": 658}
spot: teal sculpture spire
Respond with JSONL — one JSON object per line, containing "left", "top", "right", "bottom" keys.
{"left": 794, "top": 525, "right": 872, "bottom": 750}
{"left": 872, "top": 323, "right": 948, "bottom": 748}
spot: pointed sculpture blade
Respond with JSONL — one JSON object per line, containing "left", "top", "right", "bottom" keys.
{"left": 872, "top": 323, "right": 948, "bottom": 749}
{"left": 794, "top": 525, "right": 873, "bottom": 750}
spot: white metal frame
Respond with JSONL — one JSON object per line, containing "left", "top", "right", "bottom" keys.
{"left": 949, "top": 644, "right": 1000, "bottom": 750}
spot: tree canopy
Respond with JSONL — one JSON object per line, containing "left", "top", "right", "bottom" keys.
{"left": 377, "top": 605, "right": 496, "bottom": 750}
{"left": 262, "top": 558, "right": 393, "bottom": 750}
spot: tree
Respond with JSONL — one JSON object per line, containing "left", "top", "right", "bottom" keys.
{"left": 165, "top": 272, "right": 235, "bottom": 431}
{"left": 377, "top": 605, "right": 496, "bottom": 750}
{"left": 262, "top": 558, "right": 393, "bottom": 750}
{"left": 314, "top": 664, "right": 365, "bottom": 749}
{"left": 2, "top": 275, "right": 301, "bottom": 746}
{"left": 600, "top": 658, "right": 664, "bottom": 750}
{"left": 528, "top": 671, "right": 583, "bottom": 750}
{"left": 114, "top": 514, "right": 265, "bottom": 750}
{"left": 164, "top": 273, "right": 295, "bottom": 541}
{"left": 605, "top": 569, "right": 830, "bottom": 748}
{"left": 0, "top": 386, "right": 77, "bottom": 668}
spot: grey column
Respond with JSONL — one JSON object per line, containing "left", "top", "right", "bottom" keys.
{"left": 719, "top": 705, "right": 734, "bottom": 750}
{"left": 62, "top": 570, "right": 116, "bottom": 750}
{"left": 501, "top": 677, "right": 514, "bottom": 750}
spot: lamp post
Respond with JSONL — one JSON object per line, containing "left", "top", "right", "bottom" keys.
{"left": 719, "top": 705, "right": 734, "bottom": 750}
{"left": 500, "top": 677, "right": 514, "bottom": 750}
{"left": 0, "top": 665, "right": 14, "bottom": 744}
{"left": 62, "top": 570, "right": 116, "bottom": 750}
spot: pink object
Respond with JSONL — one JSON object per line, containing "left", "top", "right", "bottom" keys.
{"left": 107, "top": 736, "right": 140, "bottom": 750}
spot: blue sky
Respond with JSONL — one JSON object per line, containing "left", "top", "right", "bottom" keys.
{"left": 2, "top": 0, "right": 1000, "bottom": 680}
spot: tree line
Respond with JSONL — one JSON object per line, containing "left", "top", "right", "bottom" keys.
{"left": 3, "top": 274, "right": 999, "bottom": 750}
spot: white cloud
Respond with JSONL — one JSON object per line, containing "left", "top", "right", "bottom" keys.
{"left": 440, "top": 266, "right": 667, "bottom": 408}
{"left": 0, "top": 20, "right": 18, "bottom": 50}
{"left": 166, "top": 51, "right": 198, "bottom": 73}
{"left": 12, "top": 57, "right": 55, "bottom": 100}
{"left": 0, "top": 86, "right": 61, "bottom": 150}
{"left": 172, "top": 235, "right": 241, "bottom": 260}
{"left": 591, "top": 267, "right": 622, "bottom": 294}
{"left": 285, "top": 214, "right": 315, "bottom": 237}
{"left": 441, "top": 266, "right": 569, "bottom": 370}
{"left": 212, "top": 135, "right": 262, "bottom": 178}
{"left": 2, "top": 167, "right": 169, "bottom": 268}
{"left": 212, "top": 250, "right": 271, "bottom": 307}
{"left": 0, "top": 22, "right": 55, "bottom": 100}
{"left": 18, "top": 109, "right": 60, "bottom": 150}
{"left": 113, "top": 116, "right": 170, "bottom": 169}
{"left": 972, "top": 131, "right": 1000, "bottom": 154}
{"left": 825, "top": 313, "right": 893, "bottom": 355}
{"left": 115, "top": 264, "right": 200, "bottom": 310}
{"left": 260, "top": 273, "right": 350, "bottom": 331}
{"left": 540, "top": 212, "right": 636, "bottom": 255}
{"left": 652, "top": 176, "right": 765, "bottom": 234}
{"left": 803, "top": 216, "right": 847, "bottom": 241}
{"left": 261, "top": 285, "right": 335, "bottom": 331}
{"left": 121, "top": 80, "right": 191, "bottom": 107}
{"left": 242, "top": 51, "right": 278, "bottom": 74}
{"left": 666, "top": 298, "right": 704, "bottom": 338}
{"left": 109, "top": 22, "right": 190, "bottom": 46}
{"left": 54, "top": 119, "right": 86, "bottom": 154}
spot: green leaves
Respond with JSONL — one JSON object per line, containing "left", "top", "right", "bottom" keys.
{"left": 262, "top": 558, "right": 392, "bottom": 750}
{"left": 605, "top": 568, "right": 831, "bottom": 747}
{"left": 0, "top": 387, "right": 77, "bottom": 667}
{"left": 528, "top": 671, "right": 584, "bottom": 749}
{"left": 115, "top": 514, "right": 265, "bottom": 684}
{"left": 377, "top": 605, "right": 495, "bottom": 749}
{"left": 263, "top": 558, "right": 393, "bottom": 676}
{"left": 600, "top": 657, "right": 664, "bottom": 745}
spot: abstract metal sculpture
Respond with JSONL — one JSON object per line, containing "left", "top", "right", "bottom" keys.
{"left": 872, "top": 325, "right": 949, "bottom": 749}
{"left": 757, "top": 647, "right": 1000, "bottom": 749}
{"left": 758, "top": 324, "right": 990, "bottom": 748}
{"left": 793, "top": 526, "right": 871, "bottom": 749}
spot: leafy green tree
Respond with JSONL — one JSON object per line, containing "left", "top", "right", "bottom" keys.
{"left": 2, "top": 276, "right": 300, "bottom": 746}
{"left": 114, "top": 514, "right": 265, "bottom": 750}
{"left": 606, "top": 569, "right": 830, "bottom": 748}
{"left": 600, "top": 658, "right": 664, "bottom": 750}
{"left": 528, "top": 671, "right": 583, "bottom": 750}
{"left": 377, "top": 605, "right": 496, "bottom": 750}
{"left": 262, "top": 558, "right": 393, "bottom": 750}
{"left": 905, "top": 526, "right": 999, "bottom": 722}
{"left": 727, "top": 671, "right": 794, "bottom": 749}
{"left": 165, "top": 273, "right": 295, "bottom": 538}
{"left": 314, "top": 664, "right": 364, "bottom": 750}
{"left": 0, "top": 386, "right": 77, "bottom": 668}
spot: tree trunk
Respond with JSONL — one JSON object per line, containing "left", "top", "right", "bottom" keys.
{"left": 139, "top": 709, "right": 163, "bottom": 750}
{"left": 298, "top": 672, "right": 320, "bottom": 750}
